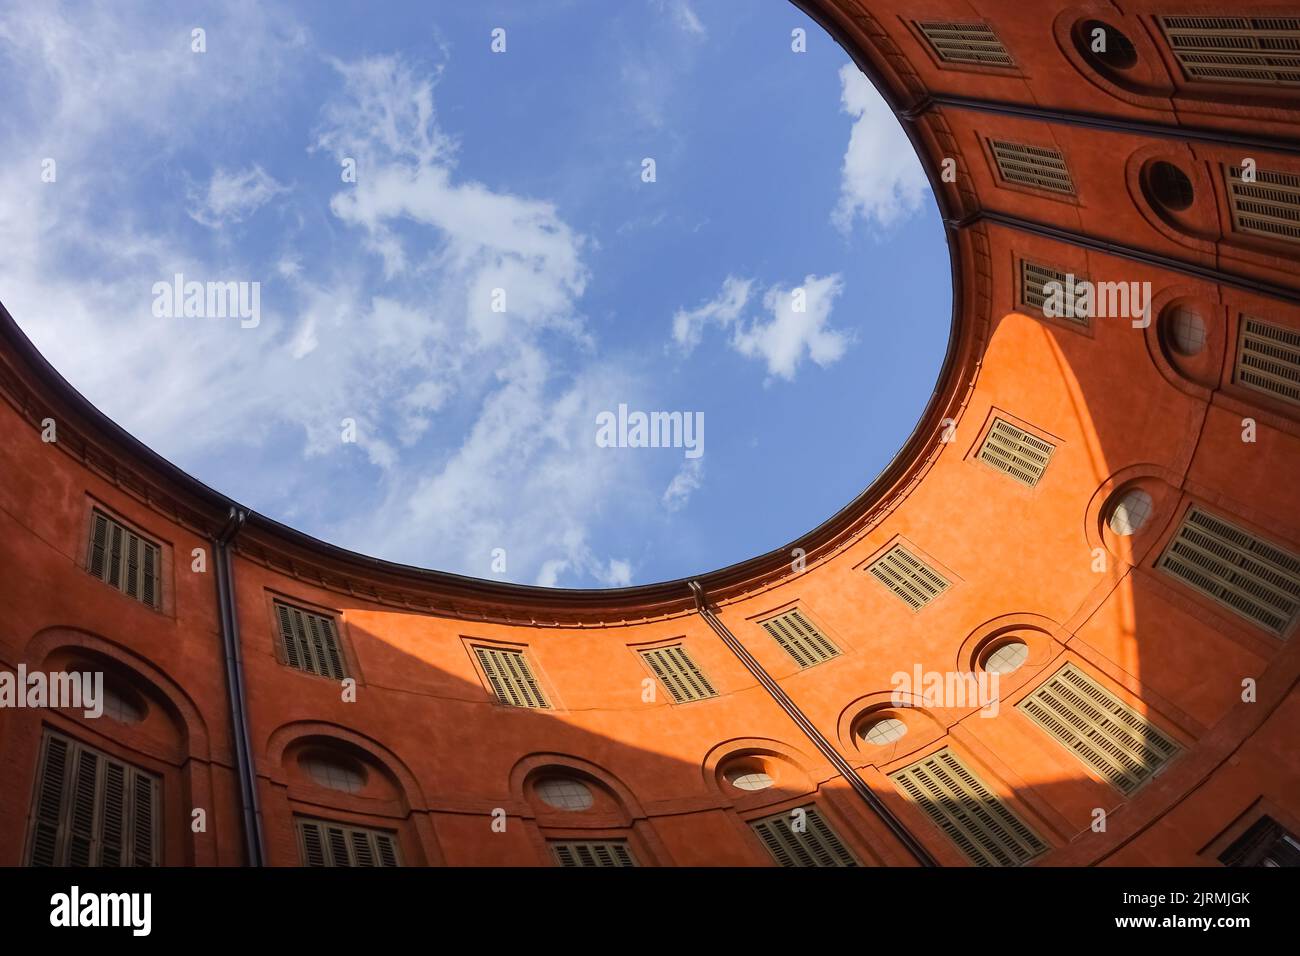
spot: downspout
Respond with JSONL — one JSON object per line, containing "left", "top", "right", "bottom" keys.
{"left": 213, "top": 506, "right": 266, "bottom": 866}
{"left": 688, "top": 581, "right": 937, "bottom": 867}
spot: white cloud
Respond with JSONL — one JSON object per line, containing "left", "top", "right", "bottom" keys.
{"left": 671, "top": 274, "right": 850, "bottom": 381}
{"left": 671, "top": 276, "right": 751, "bottom": 353}
{"left": 662, "top": 458, "right": 703, "bottom": 511}
{"left": 832, "top": 64, "right": 928, "bottom": 233}
{"left": 188, "top": 165, "right": 288, "bottom": 228}
{"left": 654, "top": 0, "right": 705, "bottom": 36}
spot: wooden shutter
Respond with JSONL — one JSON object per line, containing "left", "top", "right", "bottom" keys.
{"left": 274, "top": 602, "right": 348, "bottom": 679}
{"left": 296, "top": 818, "right": 401, "bottom": 867}
{"left": 1235, "top": 316, "right": 1300, "bottom": 406}
{"left": 916, "top": 21, "right": 1014, "bottom": 67}
{"left": 991, "top": 140, "right": 1075, "bottom": 194}
{"left": 1226, "top": 166, "right": 1300, "bottom": 245}
{"left": 474, "top": 646, "right": 549, "bottom": 708}
{"left": 1159, "top": 16, "right": 1300, "bottom": 87}
{"left": 86, "top": 510, "right": 162, "bottom": 609}
{"left": 26, "top": 731, "right": 160, "bottom": 867}
{"left": 760, "top": 609, "right": 840, "bottom": 668}
{"left": 977, "top": 418, "right": 1055, "bottom": 487}
{"left": 1219, "top": 816, "right": 1300, "bottom": 867}
{"left": 639, "top": 645, "right": 717, "bottom": 703}
{"left": 891, "top": 748, "right": 1046, "bottom": 867}
{"left": 549, "top": 840, "right": 637, "bottom": 867}
{"left": 1019, "top": 260, "right": 1089, "bottom": 325}
{"left": 867, "top": 545, "right": 950, "bottom": 611}
{"left": 1156, "top": 506, "right": 1300, "bottom": 636}
{"left": 749, "top": 806, "right": 858, "bottom": 867}
{"left": 1018, "top": 664, "right": 1180, "bottom": 794}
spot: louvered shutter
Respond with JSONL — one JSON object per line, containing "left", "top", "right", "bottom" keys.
{"left": 760, "top": 610, "right": 840, "bottom": 667}
{"left": 1018, "top": 664, "right": 1180, "bottom": 794}
{"left": 749, "top": 806, "right": 858, "bottom": 867}
{"left": 891, "top": 748, "right": 1046, "bottom": 867}
{"left": 991, "top": 141, "right": 1075, "bottom": 194}
{"left": 976, "top": 419, "right": 1055, "bottom": 486}
{"left": 640, "top": 645, "right": 717, "bottom": 702}
{"left": 916, "top": 21, "right": 1014, "bottom": 67}
{"left": 86, "top": 511, "right": 162, "bottom": 609}
{"left": 867, "top": 545, "right": 951, "bottom": 610}
{"left": 474, "top": 647, "right": 549, "bottom": 708}
{"left": 28, "top": 734, "right": 70, "bottom": 867}
{"left": 1226, "top": 166, "right": 1300, "bottom": 245}
{"left": 296, "top": 818, "right": 401, "bottom": 867}
{"left": 274, "top": 602, "right": 348, "bottom": 679}
{"left": 1235, "top": 316, "right": 1300, "bottom": 406}
{"left": 1159, "top": 16, "right": 1300, "bottom": 86}
{"left": 549, "top": 840, "right": 637, "bottom": 867}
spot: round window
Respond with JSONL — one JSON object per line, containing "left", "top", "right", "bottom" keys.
{"left": 727, "top": 771, "right": 775, "bottom": 792}
{"left": 860, "top": 717, "right": 908, "bottom": 745}
{"left": 1168, "top": 306, "right": 1207, "bottom": 356}
{"left": 1081, "top": 20, "right": 1138, "bottom": 70}
{"left": 984, "top": 640, "right": 1029, "bottom": 675}
{"left": 100, "top": 685, "right": 145, "bottom": 724}
{"left": 304, "top": 756, "right": 366, "bottom": 794}
{"left": 536, "top": 777, "right": 594, "bottom": 811}
{"left": 1108, "top": 488, "right": 1154, "bottom": 536}
{"left": 1148, "top": 162, "right": 1195, "bottom": 212}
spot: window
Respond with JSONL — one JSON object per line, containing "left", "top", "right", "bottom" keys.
{"left": 535, "top": 778, "right": 594, "bottom": 811}
{"left": 1156, "top": 506, "right": 1300, "bottom": 636}
{"left": 727, "top": 771, "right": 774, "bottom": 792}
{"left": 1226, "top": 166, "right": 1300, "bottom": 245}
{"left": 27, "top": 731, "right": 160, "bottom": 867}
{"left": 296, "top": 818, "right": 399, "bottom": 866}
{"left": 976, "top": 418, "right": 1055, "bottom": 487}
{"left": 867, "top": 544, "right": 950, "bottom": 611}
{"left": 474, "top": 646, "right": 549, "bottom": 708}
{"left": 87, "top": 510, "right": 161, "bottom": 609}
{"left": 303, "top": 755, "right": 366, "bottom": 794}
{"left": 990, "top": 140, "right": 1075, "bottom": 195}
{"left": 916, "top": 21, "right": 1013, "bottom": 67}
{"left": 274, "top": 601, "right": 348, "bottom": 679}
{"left": 1159, "top": 16, "right": 1300, "bottom": 87}
{"left": 1108, "top": 488, "right": 1155, "bottom": 536}
{"left": 1235, "top": 316, "right": 1300, "bottom": 406}
{"left": 549, "top": 840, "right": 637, "bottom": 867}
{"left": 1167, "top": 305, "right": 1207, "bottom": 355}
{"left": 639, "top": 645, "right": 717, "bottom": 703}
{"left": 984, "top": 640, "right": 1029, "bottom": 674}
{"left": 100, "top": 684, "right": 145, "bottom": 724}
{"left": 1079, "top": 20, "right": 1138, "bottom": 70}
{"left": 749, "top": 806, "right": 858, "bottom": 867}
{"left": 1147, "top": 161, "right": 1195, "bottom": 211}
{"left": 860, "top": 717, "right": 908, "bottom": 745}
{"left": 1219, "top": 816, "right": 1300, "bottom": 867}
{"left": 1019, "top": 260, "right": 1088, "bottom": 325}
{"left": 1018, "top": 664, "right": 1180, "bottom": 794}
{"left": 891, "top": 748, "right": 1046, "bottom": 867}
{"left": 759, "top": 609, "right": 840, "bottom": 668}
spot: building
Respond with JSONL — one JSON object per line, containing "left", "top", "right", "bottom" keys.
{"left": 1, "top": 0, "right": 1298, "bottom": 868}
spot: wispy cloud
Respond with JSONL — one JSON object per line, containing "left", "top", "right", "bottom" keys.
{"left": 832, "top": 64, "right": 927, "bottom": 233}
{"left": 671, "top": 275, "right": 752, "bottom": 353}
{"left": 662, "top": 458, "right": 704, "bottom": 511}
{"left": 187, "top": 165, "right": 288, "bottom": 228}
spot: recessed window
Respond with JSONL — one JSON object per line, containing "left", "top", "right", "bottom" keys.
{"left": 1158, "top": 16, "right": 1300, "bottom": 88}
{"left": 100, "top": 684, "right": 145, "bottom": 724}
{"left": 759, "top": 609, "right": 840, "bottom": 668}
{"left": 984, "top": 640, "right": 1029, "bottom": 674}
{"left": 275, "top": 602, "right": 348, "bottom": 680}
{"left": 535, "top": 778, "right": 594, "bottom": 811}
{"left": 1081, "top": 20, "right": 1138, "bottom": 70}
{"left": 1168, "top": 306, "right": 1207, "bottom": 356}
{"left": 1236, "top": 316, "right": 1300, "bottom": 405}
{"left": 990, "top": 140, "right": 1075, "bottom": 195}
{"left": 550, "top": 840, "right": 637, "bottom": 867}
{"left": 474, "top": 646, "right": 550, "bottom": 708}
{"left": 1226, "top": 166, "right": 1300, "bottom": 245}
{"left": 297, "top": 817, "right": 399, "bottom": 866}
{"left": 976, "top": 418, "right": 1055, "bottom": 487}
{"left": 1147, "top": 161, "right": 1195, "bottom": 211}
{"left": 1108, "top": 488, "right": 1154, "bottom": 536}
{"left": 867, "top": 544, "right": 950, "bottom": 611}
{"left": 860, "top": 717, "right": 908, "bottom": 745}
{"left": 87, "top": 510, "right": 162, "bottom": 609}
{"left": 304, "top": 755, "right": 366, "bottom": 794}
{"left": 727, "top": 771, "right": 775, "bottom": 792}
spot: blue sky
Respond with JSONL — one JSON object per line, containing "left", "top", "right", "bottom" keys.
{"left": 0, "top": 0, "right": 949, "bottom": 588}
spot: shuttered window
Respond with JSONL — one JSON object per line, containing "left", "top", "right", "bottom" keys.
{"left": 26, "top": 731, "right": 160, "bottom": 867}
{"left": 1156, "top": 506, "right": 1300, "bottom": 636}
{"left": 296, "top": 818, "right": 400, "bottom": 867}
{"left": 891, "top": 748, "right": 1046, "bottom": 867}
{"left": 916, "top": 21, "right": 1014, "bottom": 67}
{"left": 867, "top": 544, "right": 950, "bottom": 611}
{"left": 1018, "top": 664, "right": 1180, "bottom": 794}
{"left": 990, "top": 140, "right": 1075, "bottom": 195}
{"left": 759, "top": 609, "right": 840, "bottom": 668}
{"left": 474, "top": 646, "right": 549, "bottom": 708}
{"left": 1019, "top": 260, "right": 1089, "bottom": 325}
{"left": 274, "top": 601, "right": 348, "bottom": 679}
{"left": 749, "top": 806, "right": 858, "bottom": 867}
{"left": 976, "top": 418, "right": 1055, "bottom": 487}
{"left": 1235, "top": 316, "right": 1300, "bottom": 405}
{"left": 1219, "top": 816, "right": 1300, "bottom": 867}
{"left": 87, "top": 510, "right": 161, "bottom": 609}
{"left": 1226, "top": 166, "right": 1300, "bottom": 245}
{"left": 549, "top": 840, "right": 637, "bottom": 867}
{"left": 1159, "top": 16, "right": 1300, "bottom": 87}
{"left": 639, "top": 645, "right": 717, "bottom": 703}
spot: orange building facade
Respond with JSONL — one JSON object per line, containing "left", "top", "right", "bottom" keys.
{"left": 1, "top": 1, "right": 1299, "bottom": 868}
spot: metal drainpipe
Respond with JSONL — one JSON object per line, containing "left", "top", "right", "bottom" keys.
{"left": 688, "top": 581, "right": 937, "bottom": 867}
{"left": 213, "top": 506, "right": 266, "bottom": 866}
